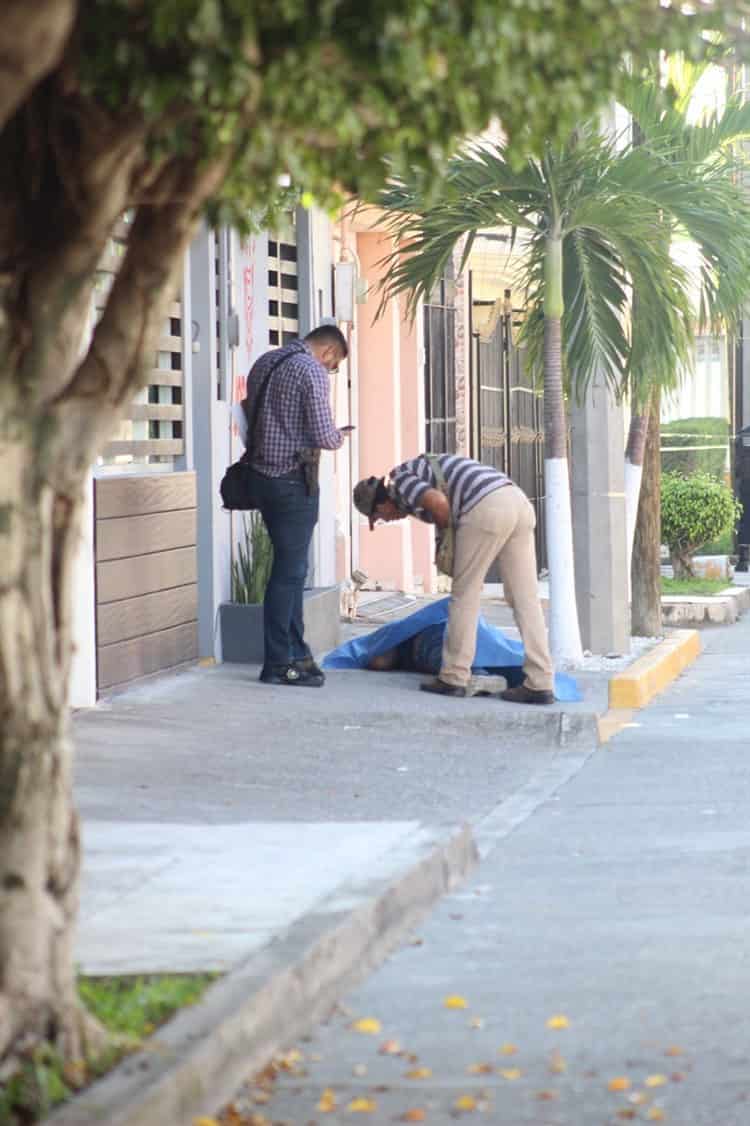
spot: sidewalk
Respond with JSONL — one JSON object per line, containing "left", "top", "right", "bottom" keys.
{"left": 218, "top": 613, "right": 750, "bottom": 1126}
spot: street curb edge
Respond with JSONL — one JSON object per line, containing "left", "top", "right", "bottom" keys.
{"left": 606, "top": 628, "right": 702, "bottom": 713}
{"left": 44, "top": 825, "right": 479, "bottom": 1126}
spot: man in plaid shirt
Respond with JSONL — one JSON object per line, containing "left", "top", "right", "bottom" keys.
{"left": 245, "top": 325, "right": 351, "bottom": 687}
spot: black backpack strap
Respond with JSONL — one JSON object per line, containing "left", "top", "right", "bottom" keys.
{"left": 240, "top": 350, "right": 289, "bottom": 460}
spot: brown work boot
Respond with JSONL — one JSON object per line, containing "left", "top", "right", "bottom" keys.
{"left": 500, "top": 683, "right": 554, "bottom": 706}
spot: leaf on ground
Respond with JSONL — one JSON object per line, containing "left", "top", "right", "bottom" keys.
{"left": 444, "top": 995, "right": 469, "bottom": 1009}
{"left": 498, "top": 1043, "right": 518, "bottom": 1056}
{"left": 276, "top": 1049, "right": 303, "bottom": 1069}
{"left": 379, "top": 1039, "right": 402, "bottom": 1055}
{"left": 246, "top": 1115, "right": 271, "bottom": 1126}
{"left": 548, "top": 1050, "right": 566, "bottom": 1074}
{"left": 400, "top": 1111, "right": 427, "bottom": 1122}
{"left": 318, "top": 1088, "right": 337, "bottom": 1113}
{"left": 546, "top": 1015, "right": 570, "bottom": 1029}
{"left": 193, "top": 1119, "right": 220, "bottom": 1126}
{"left": 347, "top": 1096, "right": 377, "bottom": 1112}
{"left": 251, "top": 1091, "right": 271, "bottom": 1105}
{"left": 670, "top": 1071, "right": 686, "bottom": 1082}
{"left": 608, "top": 1077, "right": 632, "bottom": 1092}
{"left": 499, "top": 1068, "right": 522, "bottom": 1081}
{"left": 627, "top": 1091, "right": 648, "bottom": 1105}
{"left": 535, "top": 1089, "right": 559, "bottom": 1101}
{"left": 645, "top": 1075, "right": 668, "bottom": 1088}
{"left": 453, "top": 1094, "right": 478, "bottom": 1111}
{"left": 616, "top": 1110, "right": 637, "bottom": 1121}
{"left": 665, "top": 1046, "right": 684, "bottom": 1057}
{"left": 467, "top": 1062, "right": 493, "bottom": 1075}
{"left": 352, "top": 1018, "right": 382, "bottom": 1034}
{"left": 646, "top": 1109, "right": 666, "bottom": 1121}
{"left": 405, "top": 1067, "right": 433, "bottom": 1080}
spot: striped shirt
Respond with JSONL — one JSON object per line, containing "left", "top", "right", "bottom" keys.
{"left": 244, "top": 340, "right": 343, "bottom": 476}
{"left": 388, "top": 454, "right": 511, "bottom": 522}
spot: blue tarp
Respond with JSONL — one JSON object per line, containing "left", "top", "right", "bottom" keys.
{"left": 323, "top": 597, "right": 582, "bottom": 702}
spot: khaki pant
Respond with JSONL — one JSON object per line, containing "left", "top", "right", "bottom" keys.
{"left": 440, "top": 485, "right": 554, "bottom": 692}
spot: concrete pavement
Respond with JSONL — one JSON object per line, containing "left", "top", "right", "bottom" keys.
{"left": 228, "top": 614, "right": 750, "bottom": 1126}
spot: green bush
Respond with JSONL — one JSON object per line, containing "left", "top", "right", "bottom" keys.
{"left": 661, "top": 472, "right": 742, "bottom": 578}
{"left": 660, "top": 416, "right": 729, "bottom": 479}
{"left": 231, "top": 512, "right": 273, "bottom": 604}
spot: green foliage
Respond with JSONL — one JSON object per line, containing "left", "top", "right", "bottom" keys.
{"left": 661, "top": 471, "right": 741, "bottom": 573}
{"left": 661, "top": 416, "right": 730, "bottom": 478}
{"left": 0, "top": 974, "right": 215, "bottom": 1124}
{"left": 231, "top": 512, "right": 273, "bottom": 604}
{"left": 70, "top": 1, "right": 743, "bottom": 226}
{"left": 661, "top": 576, "right": 729, "bottom": 595}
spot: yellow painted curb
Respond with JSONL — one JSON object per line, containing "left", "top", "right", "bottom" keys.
{"left": 597, "top": 708, "right": 635, "bottom": 745}
{"left": 608, "top": 629, "right": 701, "bottom": 710}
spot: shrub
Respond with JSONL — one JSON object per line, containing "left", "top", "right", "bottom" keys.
{"left": 231, "top": 512, "right": 274, "bottom": 604}
{"left": 661, "top": 416, "right": 729, "bottom": 479}
{"left": 661, "top": 472, "right": 742, "bottom": 578}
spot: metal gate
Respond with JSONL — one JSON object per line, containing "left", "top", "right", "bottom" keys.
{"left": 470, "top": 293, "right": 546, "bottom": 576}
{"left": 424, "top": 274, "right": 457, "bottom": 453}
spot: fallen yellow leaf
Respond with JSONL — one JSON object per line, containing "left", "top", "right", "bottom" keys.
{"left": 665, "top": 1046, "right": 684, "bottom": 1057}
{"left": 645, "top": 1074, "right": 668, "bottom": 1088}
{"left": 608, "top": 1077, "right": 632, "bottom": 1092}
{"left": 379, "top": 1039, "right": 402, "bottom": 1055}
{"left": 454, "top": 1094, "right": 477, "bottom": 1111}
{"left": 318, "top": 1088, "right": 337, "bottom": 1113}
{"left": 352, "top": 1017, "right": 382, "bottom": 1034}
{"left": 467, "top": 1062, "right": 493, "bottom": 1075}
{"left": 549, "top": 1050, "right": 566, "bottom": 1074}
{"left": 499, "top": 1068, "right": 522, "bottom": 1080}
{"left": 498, "top": 1042, "right": 518, "bottom": 1056}
{"left": 401, "top": 1111, "right": 427, "bottom": 1123}
{"left": 444, "top": 995, "right": 469, "bottom": 1009}
{"left": 647, "top": 1110, "right": 666, "bottom": 1121}
{"left": 347, "top": 1096, "right": 377, "bottom": 1113}
{"left": 546, "top": 1014, "right": 570, "bottom": 1029}
{"left": 405, "top": 1067, "right": 433, "bottom": 1079}
{"left": 193, "top": 1119, "right": 219, "bottom": 1126}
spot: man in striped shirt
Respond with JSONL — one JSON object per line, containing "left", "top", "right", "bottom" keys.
{"left": 353, "top": 454, "right": 554, "bottom": 703}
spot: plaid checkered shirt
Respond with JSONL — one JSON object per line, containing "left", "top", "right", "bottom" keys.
{"left": 244, "top": 340, "right": 343, "bottom": 476}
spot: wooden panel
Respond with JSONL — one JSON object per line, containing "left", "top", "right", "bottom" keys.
{"left": 146, "top": 368, "right": 183, "bottom": 387}
{"left": 98, "top": 622, "right": 198, "bottom": 691}
{"left": 97, "top": 585, "right": 198, "bottom": 647}
{"left": 96, "top": 546, "right": 197, "bottom": 602}
{"left": 96, "top": 508, "right": 196, "bottom": 562}
{"left": 102, "top": 439, "right": 184, "bottom": 459}
{"left": 130, "top": 403, "right": 183, "bottom": 422}
{"left": 96, "top": 472, "right": 196, "bottom": 518}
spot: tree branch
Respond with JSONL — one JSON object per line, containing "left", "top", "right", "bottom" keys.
{"left": 52, "top": 154, "right": 229, "bottom": 475}
{"left": 0, "top": 0, "right": 75, "bottom": 132}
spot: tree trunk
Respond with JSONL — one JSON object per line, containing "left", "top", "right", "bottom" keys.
{"left": 631, "top": 390, "right": 663, "bottom": 636}
{"left": 543, "top": 234, "right": 583, "bottom": 665}
{"left": 0, "top": 424, "right": 106, "bottom": 1068}
{"left": 670, "top": 547, "right": 695, "bottom": 580}
{"left": 624, "top": 409, "right": 648, "bottom": 578}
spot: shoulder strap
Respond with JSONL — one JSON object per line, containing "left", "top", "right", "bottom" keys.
{"left": 426, "top": 453, "right": 448, "bottom": 494}
{"left": 241, "top": 350, "right": 289, "bottom": 456}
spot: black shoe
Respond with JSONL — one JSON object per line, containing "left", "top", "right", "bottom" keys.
{"left": 419, "top": 677, "right": 468, "bottom": 697}
{"left": 259, "top": 664, "right": 322, "bottom": 687}
{"left": 293, "top": 656, "right": 325, "bottom": 686}
{"left": 500, "top": 683, "right": 554, "bottom": 705}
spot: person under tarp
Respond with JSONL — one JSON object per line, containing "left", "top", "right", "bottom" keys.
{"left": 322, "top": 598, "right": 582, "bottom": 703}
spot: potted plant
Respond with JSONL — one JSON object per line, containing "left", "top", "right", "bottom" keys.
{"left": 219, "top": 512, "right": 273, "bottom": 663}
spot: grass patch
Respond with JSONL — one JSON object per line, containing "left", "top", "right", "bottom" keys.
{"left": 0, "top": 973, "right": 216, "bottom": 1126}
{"left": 662, "top": 577, "right": 730, "bottom": 596}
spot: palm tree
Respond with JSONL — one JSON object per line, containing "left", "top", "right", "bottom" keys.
{"left": 378, "top": 127, "right": 715, "bottom": 664}
{"left": 620, "top": 56, "right": 750, "bottom": 633}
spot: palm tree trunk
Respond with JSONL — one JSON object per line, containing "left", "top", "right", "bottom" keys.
{"left": 631, "top": 389, "right": 663, "bottom": 636}
{"left": 625, "top": 409, "right": 648, "bottom": 578}
{"left": 543, "top": 234, "right": 583, "bottom": 664}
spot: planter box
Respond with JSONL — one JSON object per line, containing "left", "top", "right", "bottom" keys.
{"left": 219, "top": 586, "right": 341, "bottom": 664}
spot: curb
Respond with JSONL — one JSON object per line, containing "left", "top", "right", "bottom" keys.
{"left": 661, "top": 584, "right": 750, "bottom": 626}
{"left": 45, "top": 825, "right": 478, "bottom": 1126}
{"left": 597, "top": 629, "right": 701, "bottom": 743}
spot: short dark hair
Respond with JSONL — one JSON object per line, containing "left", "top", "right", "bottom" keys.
{"left": 304, "top": 324, "right": 348, "bottom": 358}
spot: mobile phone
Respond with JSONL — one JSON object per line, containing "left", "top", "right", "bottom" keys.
{"left": 340, "top": 425, "right": 356, "bottom": 432}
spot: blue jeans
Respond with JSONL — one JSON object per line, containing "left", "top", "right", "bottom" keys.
{"left": 252, "top": 468, "right": 319, "bottom": 670}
